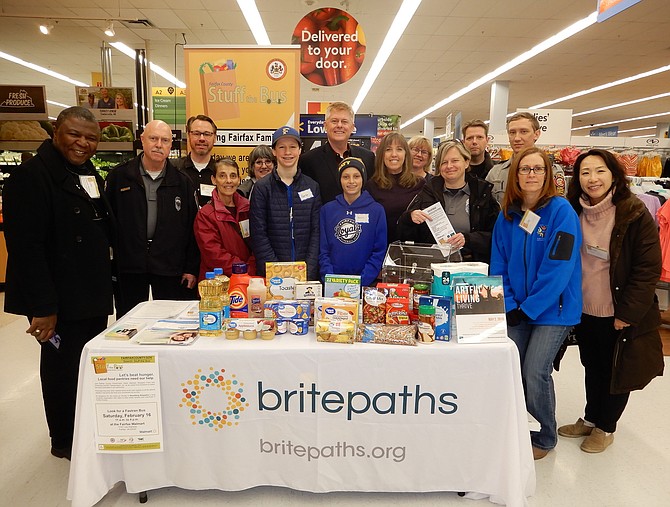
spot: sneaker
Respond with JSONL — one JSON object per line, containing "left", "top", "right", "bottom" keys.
{"left": 532, "top": 446, "right": 550, "bottom": 460}
{"left": 558, "top": 418, "right": 593, "bottom": 438}
{"left": 580, "top": 428, "right": 614, "bottom": 453}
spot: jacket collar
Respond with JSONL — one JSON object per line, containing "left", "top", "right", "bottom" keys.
{"left": 36, "top": 139, "right": 98, "bottom": 186}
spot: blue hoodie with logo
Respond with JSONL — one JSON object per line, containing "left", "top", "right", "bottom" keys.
{"left": 319, "top": 190, "right": 387, "bottom": 286}
{"left": 490, "top": 196, "right": 582, "bottom": 325}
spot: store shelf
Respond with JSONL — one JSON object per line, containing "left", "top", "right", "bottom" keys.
{"left": 0, "top": 140, "right": 43, "bottom": 151}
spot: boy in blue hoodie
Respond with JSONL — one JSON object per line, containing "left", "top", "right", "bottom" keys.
{"left": 319, "top": 157, "right": 387, "bottom": 286}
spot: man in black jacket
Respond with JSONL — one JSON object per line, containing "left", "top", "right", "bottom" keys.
{"left": 300, "top": 101, "right": 375, "bottom": 204}
{"left": 105, "top": 120, "right": 200, "bottom": 317}
{"left": 3, "top": 106, "right": 114, "bottom": 460}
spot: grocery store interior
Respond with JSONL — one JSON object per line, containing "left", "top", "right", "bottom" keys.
{"left": 1, "top": 0, "right": 670, "bottom": 506}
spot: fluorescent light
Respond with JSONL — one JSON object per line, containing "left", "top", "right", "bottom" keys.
{"left": 531, "top": 64, "right": 670, "bottom": 109}
{"left": 236, "top": 0, "right": 270, "bottom": 45}
{"left": 618, "top": 126, "right": 655, "bottom": 133}
{"left": 572, "top": 92, "right": 670, "bottom": 117}
{"left": 571, "top": 112, "right": 670, "bottom": 131}
{"left": 400, "top": 11, "right": 598, "bottom": 129}
{"left": 47, "top": 100, "right": 73, "bottom": 108}
{"left": 39, "top": 23, "right": 53, "bottom": 35}
{"left": 110, "top": 42, "right": 187, "bottom": 88}
{"left": 631, "top": 134, "right": 656, "bottom": 138}
{"left": 104, "top": 21, "right": 115, "bottom": 37}
{"left": 0, "top": 51, "right": 89, "bottom": 86}
{"left": 352, "top": 0, "right": 422, "bottom": 113}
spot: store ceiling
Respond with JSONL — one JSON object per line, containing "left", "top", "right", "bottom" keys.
{"left": 1, "top": 0, "right": 669, "bottom": 140}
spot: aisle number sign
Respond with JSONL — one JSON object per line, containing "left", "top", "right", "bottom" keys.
{"left": 152, "top": 87, "right": 186, "bottom": 125}
{"left": 184, "top": 45, "right": 300, "bottom": 178}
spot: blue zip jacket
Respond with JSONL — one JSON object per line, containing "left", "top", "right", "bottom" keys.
{"left": 490, "top": 196, "right": 582, "bottom": 325}
{"left": 319, "top": 190, "right": 387, "bottom": 286}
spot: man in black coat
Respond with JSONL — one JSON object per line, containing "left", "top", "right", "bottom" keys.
{"left": 105, "top": 120, "right": 200, "bottom": 317}
{"left": 3, "top": 106, "right": 115, "bottom": 460}
{"left": 300, "top": 101, "right": 375, "bottom": 204}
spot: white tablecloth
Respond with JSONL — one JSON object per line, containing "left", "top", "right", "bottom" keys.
{"left": 67, "top": 301, "right": 535, "bottom": 506}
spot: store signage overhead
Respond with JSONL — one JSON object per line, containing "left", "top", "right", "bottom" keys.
{"left": 516, "top": 108, "right": 573, "bottom": 146}
{"left": 299, "top": 114, "right": 378, "bottom": 138}
{"left": 590, "top": 126, "right": 619, "bottom": 137}
{"left": 0, "top": 85, "right": 47, "bottom": 120}
{"left": 597, "top": 0, "right": 642, "bottom": 23}
{"left": 293, "top": 8, "right": 366, "bottom": 86}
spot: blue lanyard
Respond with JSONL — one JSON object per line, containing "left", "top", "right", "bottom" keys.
{"left": 286, "top": 183, "right": 295, "bottom": 261}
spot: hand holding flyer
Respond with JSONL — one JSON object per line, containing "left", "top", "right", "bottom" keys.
{"left": 422, "top": 202, "right": 460, "bottom": 255}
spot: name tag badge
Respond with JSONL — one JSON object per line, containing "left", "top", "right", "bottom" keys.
{"left": 298, "top": 189, "right": 314, "bottom": 201}
{"left": 79, "top": 175, "right": 100, "bottom": 198}
{"left": 200, "top": 183, "right": 215, "bottom": 198}
{"left": 586, "top": 244, "right": 609, "bottom": 260}
{"left": 239, "top": 219, "right": 250, "bottom": 238}
{"left": 519, "top": 210, "right": 540, "bottom": 234}
{"left": 355, "top": 213, "right": 369, "bottom": 223}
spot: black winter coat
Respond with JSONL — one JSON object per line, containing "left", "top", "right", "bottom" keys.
{"left": 397, "top": 173, "right": 499, "bottom": 263}
{"left": 249, "top": 168, "right": 321, "bottom": 279}
{"left": 3, "top": 140, "right": 114, "bottom": 320}
{"left": 105, "top": 156, "right": 200, "bottom": 277}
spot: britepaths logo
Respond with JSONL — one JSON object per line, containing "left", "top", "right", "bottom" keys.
{"left": 179, "top": 367, "right": 249, "bottom": 430}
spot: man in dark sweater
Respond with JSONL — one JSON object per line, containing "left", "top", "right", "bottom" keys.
{"left": 300, "top": 101, "right": 375, "bottom": 204}
{"left": 462, "top": 119, "right": 493, "bottom": 179}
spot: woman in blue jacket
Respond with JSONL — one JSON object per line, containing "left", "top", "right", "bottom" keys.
{"left": 319, "top": 157, "right": 387, "bottom": 286}
{"left": 490, "top": 147, "right": 582, "bottom": 460}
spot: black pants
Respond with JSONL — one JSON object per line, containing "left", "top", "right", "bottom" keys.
{"left": 38, "top": 315, "right": 108, "bottom": 450}
{"left": 575, "top": 314, "right": 630, "bottom": 433}
{"left": 116, "top": 273, "right": 192, "bottom": 318}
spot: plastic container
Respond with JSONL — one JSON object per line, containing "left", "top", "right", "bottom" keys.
{"left": 199, "top": 272, "right": 223, "bottom": 336}
{"left": 213, "top": 267, "right": 231, "bottom": 318}
{"left": 229, "top": 262, "right": 252, "bottom": 318}
{"left": 247, "top": 277, "right": 267, "bottom": 318}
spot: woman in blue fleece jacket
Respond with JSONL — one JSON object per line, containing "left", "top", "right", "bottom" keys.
{"left": 319, "top": 157, "right": 387, "bottom": 286}
{"left": 490, "top": 147, "right": 582, "bottom": 460}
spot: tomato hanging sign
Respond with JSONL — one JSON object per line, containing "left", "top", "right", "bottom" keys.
{"left": 292, "top": 8, "right": 366, "bottom": 86}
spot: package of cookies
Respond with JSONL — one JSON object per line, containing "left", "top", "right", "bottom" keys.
{"left": 315, "top": 319, "right": 356, "bottom": 344}
{"left": 265, "top": 261, "right": 307, "bottom": 300}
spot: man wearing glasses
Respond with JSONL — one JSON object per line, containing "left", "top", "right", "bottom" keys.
{"left": 105, "top": 120, "right": 200, "bottom": 317}
{"left": 174, "top": 115, "right": 219, "bottom": 207}
{"left": 300, "top": 101, "right": 375, "bottom": 204}
{"left": 486, "top": 112, "right": 565, "bottom": 203}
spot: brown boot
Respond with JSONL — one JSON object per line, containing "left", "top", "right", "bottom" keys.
{"left": 558, "top": 418, "right": 593, "bottom": 438}
{"left": 580, "top": 428, "right": 614, "bottom": 453}
{"left": 532, "top": 446, "right": 550, "bottom": 460}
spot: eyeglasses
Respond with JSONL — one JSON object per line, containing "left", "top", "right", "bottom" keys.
{"left": 189, "top": 131, "right": 215, "bottom": 138}
{"left": 410, "top": 147, "right": 430, "bottom": 157}
{"left": 254, "top": 159, "right": 274, "bottom": 167}
{"left": 518, "top": 166, "right": 546, "bottom": 175}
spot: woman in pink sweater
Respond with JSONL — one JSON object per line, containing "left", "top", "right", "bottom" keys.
{"left": 563, "top": 149, "right": 664, "bottom": 453}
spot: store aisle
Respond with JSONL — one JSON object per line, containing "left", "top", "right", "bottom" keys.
{"left": 1, "top": 299, "right": 669, "bottom": 506}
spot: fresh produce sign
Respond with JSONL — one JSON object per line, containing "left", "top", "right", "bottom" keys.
{"left": 293, "top": 8, "right": 366, "bottom": 86}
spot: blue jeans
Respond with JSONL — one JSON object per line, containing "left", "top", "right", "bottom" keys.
{"left": 507, "top": 322, "right": 570, "bottom": 450}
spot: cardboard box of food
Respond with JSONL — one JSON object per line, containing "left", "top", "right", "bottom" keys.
{"left": 324, "top": 274, "right": 361, "bottom": 299}
{"left": 265, "top": 261, "right": 307, "bottom": 300}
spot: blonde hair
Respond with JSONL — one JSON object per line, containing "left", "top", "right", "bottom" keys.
{"left": 408, "top": 135, "right": 433, "bottom": 173}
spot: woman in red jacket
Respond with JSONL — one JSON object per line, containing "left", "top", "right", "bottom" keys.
{"left": 194, "top": 159, "right": 256, "bottom": 279}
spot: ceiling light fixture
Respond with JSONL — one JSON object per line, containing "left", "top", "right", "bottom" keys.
{"left": 352, "top": 0, "right": 423, "bottom": 113}
{"left": 0, "top": 50, "right": 89, "bottom": 86}
{"left": 104, "top": 21, "right": 115, "bottom": 37}
{"left": 571, "top": 111, "right": 670, "bottom": 131}
{"left": 39, "top": 23, "right": 53, "bottom": 35}
{"left": 571, "top": 92, "right": 670, "bottom": 118}
{"left": 47, "top": 99, "right": 73, "bottom": 108}
{"left": 236, "top": 0, "right": 270, "bottom": 45}
{"left": 618, "top": 126, "right": 656, "bottom": 133}
{"left": 530, "top": 64, "right": 670, "bottom": 109}
{"left": 109, "top": 41, "right": 187, "bottom": 88}
{"left": 400, "top": 11, "right": 598, "bottom": 130}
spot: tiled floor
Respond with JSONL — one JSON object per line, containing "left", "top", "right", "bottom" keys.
{"left": 1, "top": 298, "right": 669, "bottom": 506}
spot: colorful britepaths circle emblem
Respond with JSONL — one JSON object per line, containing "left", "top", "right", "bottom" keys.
{"left": 179, "top": 367, "right": 248, "bottom": 429}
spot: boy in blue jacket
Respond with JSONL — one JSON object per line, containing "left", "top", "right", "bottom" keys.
{"left": 319, "top": 157, "right": 387, "bottom": 286}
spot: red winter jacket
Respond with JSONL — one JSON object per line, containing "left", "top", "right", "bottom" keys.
{"left": 194, "top": 189, "right": 256, "bottom": 280}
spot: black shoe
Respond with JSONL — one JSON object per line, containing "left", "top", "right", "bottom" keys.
{"left": 51, "top": 446, "right": 72, "bottom": 460}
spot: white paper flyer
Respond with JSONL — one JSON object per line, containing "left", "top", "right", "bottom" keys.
{"left": 89, "top": 354, "right": 163, "bottom": 453}
{"left": 422, "top": 202, "right": 459, "bottom": 255}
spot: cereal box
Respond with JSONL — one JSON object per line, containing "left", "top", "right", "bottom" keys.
{"left": 324, "top": 274, "right": 361, "bottom": 299}
{"left": 265, "top": 261, "right": 307, "bottom": 300}
{"left": 295, "top": 281, "right": 322, "bottom": 325}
